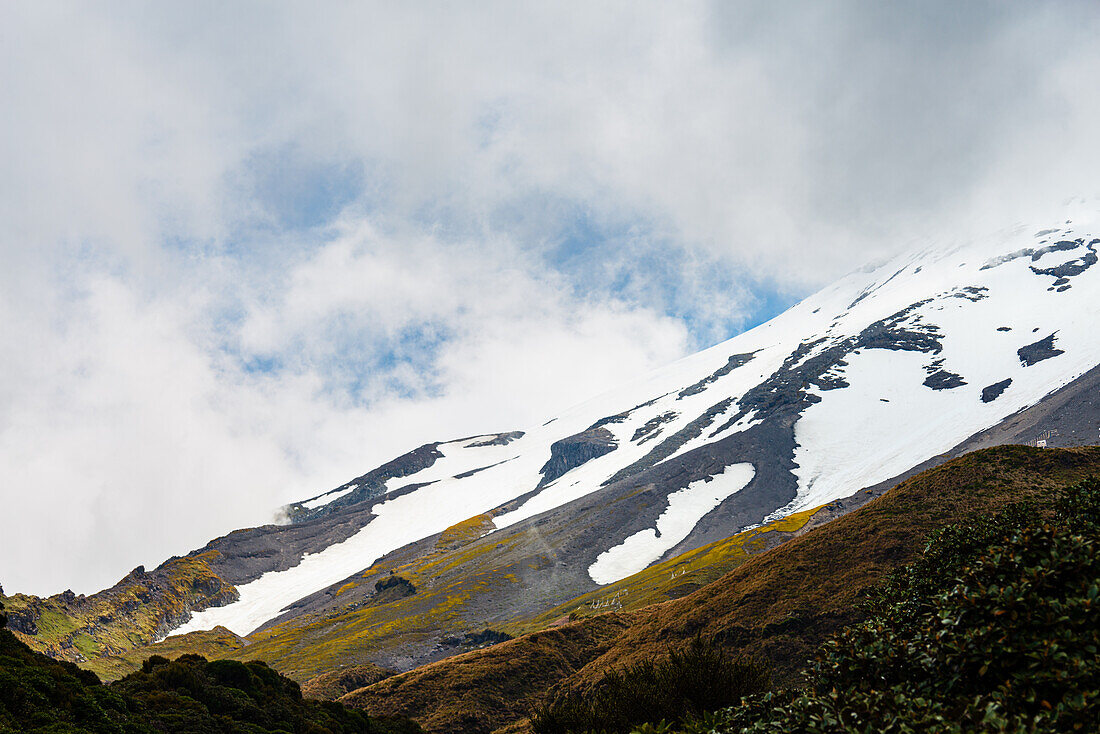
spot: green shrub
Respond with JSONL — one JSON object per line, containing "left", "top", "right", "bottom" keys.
{"left": 1, "top": 612, "right": 143, "bottom": 733}
{"left": 531, "top": 636, "right": 769, "bottom": 734}
{"left": 859, "top": 501, "right": 1035, "bottom": 626}
{"left": 115, "top": 653, "right": 413, "bottom": 733}
{"left": 1, "top": 612, "right": 421, "bottom": 734}
{"left": 713, "top": 476, "right": 1100, "bottom": 734}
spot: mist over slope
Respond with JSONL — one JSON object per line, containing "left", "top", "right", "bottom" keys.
{"left": 4, "top": 213, "right": 1098, "bottom": 685}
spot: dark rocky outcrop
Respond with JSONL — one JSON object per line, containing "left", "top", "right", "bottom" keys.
{"left": 980, "top": 238, "right": 1080, "bottom": 270}
{"left": 1017, "top": 333, "right": 1065, "bottom": 366}
{"left": 539, "top": 426, "right": 617, "bottom": 487}
{"left": 631, "top": 411, "right": 678, "bottom": 444}
{"left": 466, "top": 432, "right": 525, "bottom": 447}
{"left": 608, "top": 398, "right": 734, "bottom": 485}
{"left": 293, "top": 441, "right": 448, "bottom": 520}
{"left": 374, "top": 575, "right": 416, "bottom": 603}
{"left": 981, "top": 378, "right": 1013, "bottom": 403}
{"left": 923, "top": 368, "right": 967, "bottom": 390}
{"left": 440, "top": 629, "right": 513, "bottom": 649}
{"left": 1029, "top": 239, "right": 1098, "bottom": 279}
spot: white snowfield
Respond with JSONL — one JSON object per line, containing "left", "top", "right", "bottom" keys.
{"left": 173, "top": 211, "right": 1100, "bottom": 636}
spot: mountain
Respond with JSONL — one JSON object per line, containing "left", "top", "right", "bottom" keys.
{"left": 3, "top": 214, "right": 1099, "bottom": 685}
{"left": 336, "top": 445, "right": 1100, "bottom": 733}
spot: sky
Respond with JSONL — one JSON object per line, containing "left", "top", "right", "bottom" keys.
{"left": 2, "top": 1, "right": 1100, "bottom": 596}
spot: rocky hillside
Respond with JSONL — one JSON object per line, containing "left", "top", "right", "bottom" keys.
{"left": 1, "top": 551, "right": 236, "bottom": 665}
{"left": 338, "top": 445, "right": 1100, "bottom": 734}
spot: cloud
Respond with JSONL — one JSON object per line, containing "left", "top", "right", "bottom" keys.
{"left": 0, "top": 221, "right": 689, "bottom": 595}
{"left": 1, "top": 1, "right": 1099, "bottom": 594}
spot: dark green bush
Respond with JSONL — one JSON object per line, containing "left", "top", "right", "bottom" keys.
{"left": 1055, "top": 476, "right": 1100, "bottom": 532}
{"left": 859, "top": 501, "right": 1035, "bottom": 625}
{"left": 712, "top": 476, "right": 1100, "bottom": 734}
{"left": 1, "top": 605, "right": 144, "bottom": 734}
{"left": 1, "top": 609, "right": 421, "bottom": 734}
{"left": 114, "top": 653, "right": 417, "bottom": 733}
{"left": 531, "top": 636, "right": 769, "bottom": 734}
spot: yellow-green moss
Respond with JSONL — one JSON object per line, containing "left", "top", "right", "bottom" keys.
{"left": 9, "top": 550, "right": 236, "bottom": 670}
{"left": 85, "top": 626, "right": 246, "bottom": 681}
{"left": 437, "top": 514, "right": 495, "bottom": 548}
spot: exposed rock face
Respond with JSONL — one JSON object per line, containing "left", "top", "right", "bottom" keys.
{"left": 607, "top": 398, "right": 734, "bottom": 486}
{"left": 980, "top": 238, "right": 1080, "bottom": 270}
{"left": 631, "top": 411, "right": 678, "bottom": 444}
{"left": 1029, "top": 239, "right": 1098, "bottom": 279}
{"left": 2, "top": 551, "right": 238, "bottom": 664}
{"left": 923, "top": 368, "right": 967, "bottom": 390}
{"left": 466, "top": 431, "right": 525, "bottom": 447}
{"left": 1018, "top": 333, "right": 1065, "bottom": 366}
{"left": 373, "top": 575, "right": 416, "bottom": 604}
{"left": 981, "top": 378, "right": 1013, "bottom": 403}
{"left": 286, "top": 441, "right": 447, "bottom": 524}
{"left": 678, "top": 353, "right": 755, "bottom": 398}
{"left": 439, "top": 628, "right": 513, "bottom": 650}
{"left": 539, "top": 426, "right": 617, "bottom": 487}
{"left": 5, "top": 608, "right": 37, "bottom": 635}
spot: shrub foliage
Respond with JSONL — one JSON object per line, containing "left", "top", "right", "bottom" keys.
{"left": 0, "top": 606, "right": 420, "bottom": 734}
{"left": 713, "top": 476, "right": 1100, "bottom": 733}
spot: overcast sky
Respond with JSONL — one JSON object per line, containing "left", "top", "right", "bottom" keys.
{"left": 2, "top": 1, "right": 1099, "bottom": 596}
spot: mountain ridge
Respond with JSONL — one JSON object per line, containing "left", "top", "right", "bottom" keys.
{"left": 3, "top": 214, "right": 1099, "bottom": 694}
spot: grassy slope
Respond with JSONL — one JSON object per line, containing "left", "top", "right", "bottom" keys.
{"left": 85, "top": 625, "right": 246, "bottom": 681}
{"left": 1, "top": 550, "right": 236, "bottom": 666}
{"left": 504, "top": 506, "right": 822, "bottom": 637}
{"left": 301, "top": 662, "right": 397, "bottom": 700}
{"left": 340, "top": 446, "right": 1100, "bottom": 734}
{"left": 344, "top": 615, "right": 633, "bottom": 734}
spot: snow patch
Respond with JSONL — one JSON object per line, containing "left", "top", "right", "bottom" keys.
{"left": 588, "top": 463, "right": 755, "bottom": 585}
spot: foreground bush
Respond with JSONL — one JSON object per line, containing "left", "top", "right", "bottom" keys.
{"left": 0, "top": 605, "right": 140, "bottom": 733}
{"left": 709, "top": 477, "right": 1100, "bottom": 733}
{"left": 0, "top": 605, "right": 420, "bottom": 734}
{"left": 531, "top": 636, "right": 769, "bottom": 734}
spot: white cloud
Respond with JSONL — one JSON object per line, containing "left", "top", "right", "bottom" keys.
{"left": 0, "top": 223, "right": 688, "bottom": 595}
{"left": 1, "top": 1, "right": 1099, "bottom": 594}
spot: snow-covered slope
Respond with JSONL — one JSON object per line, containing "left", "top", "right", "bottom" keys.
{"left": 173, "top": 214, "right": 1100, "bottom": 637}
